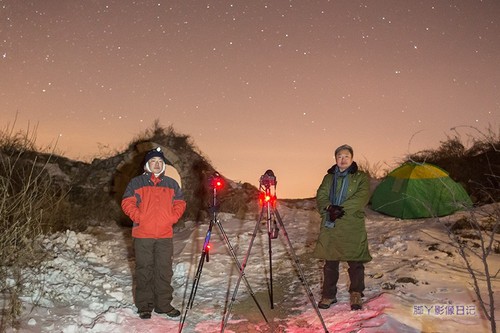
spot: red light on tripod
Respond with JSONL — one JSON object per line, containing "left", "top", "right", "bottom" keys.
{"left": 211, "top": 176, "right": 224, "bottom": 190}
{"left": 259, "top": 192, "right": 265, "bottom": 206}
{"left": 259, "top": 192, "right": 276, "bottom": 206}
{"left": 206, "top": 243, "right": 211, "bottom": 251}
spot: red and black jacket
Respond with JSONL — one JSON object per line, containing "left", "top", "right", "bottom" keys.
{"left": 121, "top": 172, "right": 186, "bottom": 239}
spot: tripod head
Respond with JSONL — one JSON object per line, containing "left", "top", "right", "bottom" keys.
{"left": 259, "top": 169, "right": 277, "bottom": 205}
{"left": 258, "top": 169, "right": 279, "bottom": 239}
{"left": 207, "top": 171, "right": 224, "bottom": 214}
{"left": 209, "top": 171, "right": 224, "bottom": 191}
{"left": 259, "top": 169, "right": 277, "bottom": 207}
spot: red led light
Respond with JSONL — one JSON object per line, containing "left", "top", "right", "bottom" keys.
{"left": 211, "top": 176, "right": 224, "bottom": 190}
{"left": 259, "top": 192, "right": 276, "bottom": 206}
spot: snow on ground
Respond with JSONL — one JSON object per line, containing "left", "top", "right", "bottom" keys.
{"left": 3, "top": 201, "right": 499, "bottom": 333}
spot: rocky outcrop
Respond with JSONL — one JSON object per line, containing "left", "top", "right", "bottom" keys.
{"left": 111, "top": 126, "right": 260, "bottom": 226}
{"left": 1, "top": 125, "right": 259, "bottom": 230}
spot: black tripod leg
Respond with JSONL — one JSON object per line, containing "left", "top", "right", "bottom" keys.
{"left": 273, "top": 208, "right": 330, "bottom": 333}
{"left": 179, "top": 248, "right": 206, "bottom": 332}
{"left": 221, "top": 207, "right": 267, "bottom": 332}
{"left": 268, "top": 230, "right": 274, "bottom": 309}
{"left": 179, "top": 221, "right": 213, "bottom": 333}
{"left": 215, "top": 220, "right": 269, "bottom": 327}
{"left": 188, "top": 251, "right": 207, "bottom": 309}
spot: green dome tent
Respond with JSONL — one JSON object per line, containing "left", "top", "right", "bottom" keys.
{"left": 371, "top": 162, "right": 472, "bottom": 219}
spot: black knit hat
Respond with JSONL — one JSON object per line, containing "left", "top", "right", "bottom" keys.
{"left": 144, "top": 147, "right": 167, "bottom": 164}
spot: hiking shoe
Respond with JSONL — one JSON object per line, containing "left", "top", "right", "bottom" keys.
{"left": 139, "top": 311, "right": 151, "bottom": 319}
{"left": 318, "top": 297, "right": 337, "bottom": 309}
{"left": 155, "top": 308, "right": 181, "bottom": 318}
{"left": 350, "top": 292, "right": 362, "bottom": 310}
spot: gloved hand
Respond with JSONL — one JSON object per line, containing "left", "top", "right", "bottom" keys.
{"left": 326, "top": 205, "right": 345, "bottom": 221}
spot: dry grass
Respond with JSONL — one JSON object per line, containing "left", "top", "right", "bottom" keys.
{"left": 407, "top": 125, "right": 500, "bottom": 204}
{"left": 0, "top": 120, "right": 70, "bottom": 330}
{"left": 356, "top": 159, "right": 391, "bottom": 179}
{"left": 410, "top": 126, "right": 500, "bottom": 333}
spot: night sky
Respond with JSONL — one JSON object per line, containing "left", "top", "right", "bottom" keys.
{"left": 1, "top": 1, "right": 498, "bottom": 198}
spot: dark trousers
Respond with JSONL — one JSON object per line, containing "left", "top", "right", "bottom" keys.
{"left": 322, "top": 260, "right": 365, "bottom": 298}
{"left": 134, "top": 238, "right": 174, "bottom": 312}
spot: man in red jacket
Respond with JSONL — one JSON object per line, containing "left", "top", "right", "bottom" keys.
{"left": 121, "top": 147, "right": 187, "bottom": 319}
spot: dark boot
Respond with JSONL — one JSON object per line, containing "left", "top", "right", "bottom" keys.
{"left": 318, "top": 297, "right": 337, "bottom": 309}
{"left": 155, "top": 307, "right": 181, "bottom": 317}
{"left": 350, "top": 292, "right": 362, "bottom": 310}
{"left": 139, "top": 311, "right": 151, "bottom": 319}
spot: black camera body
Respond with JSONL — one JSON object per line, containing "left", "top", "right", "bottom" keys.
{"left": 260, "top": 169, "right": 277, "bottom": 188}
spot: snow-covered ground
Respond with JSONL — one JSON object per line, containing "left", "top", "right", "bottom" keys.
{"left": 3, "top": 201, "right": 498, "bottom": 333}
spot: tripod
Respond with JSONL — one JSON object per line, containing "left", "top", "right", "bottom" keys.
{"left": 178, "top": 172, "right": 269, "bottom": 333}
{"left": 222, "top": 170, "right": 329, "bottom": 333}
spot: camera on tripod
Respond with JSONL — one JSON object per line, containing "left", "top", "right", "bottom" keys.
{"left": 209, "top": 171, "right": 224, "bottom": 190}
{"left": 258, "top": 170, "right": 279, "bottom": 239}
{"left": 259, "top": 169, "right": 277, "bottom": 188}
{"left": 259, "top": 170, "right": 277, "bottom": 207}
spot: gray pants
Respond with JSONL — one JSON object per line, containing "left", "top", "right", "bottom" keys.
{"left": 134, "top": 238, "right": 174, "bottom": 313}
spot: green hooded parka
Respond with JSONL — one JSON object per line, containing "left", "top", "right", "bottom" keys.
{"left": 313, "top": 163, "right": 372, "bottom": 262}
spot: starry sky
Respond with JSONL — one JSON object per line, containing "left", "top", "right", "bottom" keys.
{"left": 1, "top": 1, "right": 498, "bottom": 198}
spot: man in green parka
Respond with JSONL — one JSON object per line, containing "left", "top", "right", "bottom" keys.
{"left": 313, "top": 144, "right": 371, "bottom": 311}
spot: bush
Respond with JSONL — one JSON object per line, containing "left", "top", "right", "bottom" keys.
{"left": 407, "top": 126, "right": 500, "bottom": 204}
{"left": 0, "top": 122, "right": 68, "bottom": 329}
{"left": 415, "top": 126, "right": 500, "bottom": 333}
